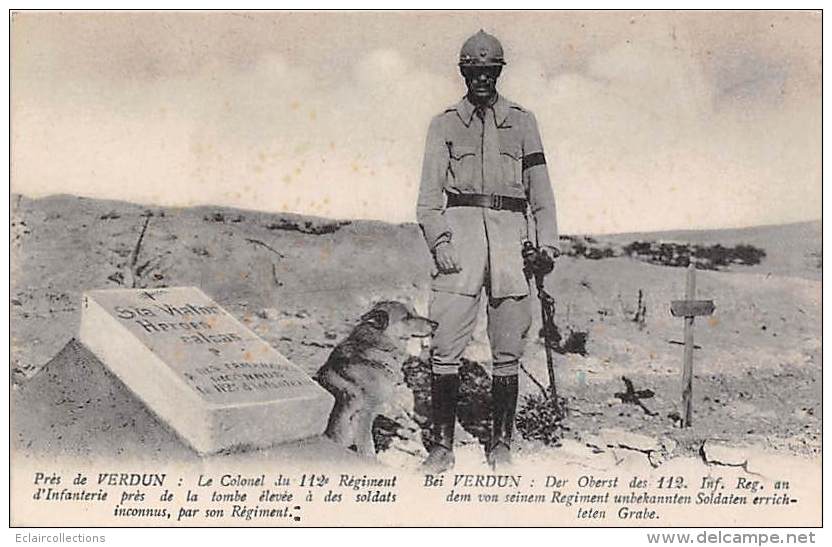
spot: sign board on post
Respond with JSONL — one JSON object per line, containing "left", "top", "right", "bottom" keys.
{"left": 79, "top": 287, "right": 335, "bottom": 454}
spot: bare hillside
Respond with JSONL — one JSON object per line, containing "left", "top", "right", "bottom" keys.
{"left": 10, "top": 194, "right": 821, "bottom": 463}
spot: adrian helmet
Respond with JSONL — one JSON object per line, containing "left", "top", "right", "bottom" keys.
{"left": 458, "top": 30, "right": 506, "bottom": 67}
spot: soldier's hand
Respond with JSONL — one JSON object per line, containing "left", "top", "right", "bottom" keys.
{"left": 434, "top": 241, "right": 462, "bottom": 274}
{"left": 541, "top": 246, "right": 561, "bottom": 262}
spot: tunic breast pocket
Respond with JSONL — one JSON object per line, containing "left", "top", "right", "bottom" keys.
{"left": 499, "top": 145, "right": 522, "bottom": 189}
{"left": 448, "top": 144, "right": 477, "bottom": 186}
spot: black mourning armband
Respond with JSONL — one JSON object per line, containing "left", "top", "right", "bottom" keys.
{"left": 522, "top": 152, "right": 546, "bottom": 171}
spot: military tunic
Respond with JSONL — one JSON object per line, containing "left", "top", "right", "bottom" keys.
{"left": 417, "top": 95, "right": 559, "bottom": 299}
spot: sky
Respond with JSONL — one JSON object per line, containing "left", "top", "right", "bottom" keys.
{"left": 11, "top": 11, "right": 821, "bottom": 234}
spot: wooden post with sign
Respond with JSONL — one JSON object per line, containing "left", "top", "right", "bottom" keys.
{"left": 670, "top": 264, "right": 715, "bottom": 427}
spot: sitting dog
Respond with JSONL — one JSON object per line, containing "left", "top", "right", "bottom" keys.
{"left": 314, "top": 301, "right": 436, "bottom": 457}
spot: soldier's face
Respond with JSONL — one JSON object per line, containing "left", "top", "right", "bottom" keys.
{"left": 461, "top": 65, "right": 502, "bottom": 103}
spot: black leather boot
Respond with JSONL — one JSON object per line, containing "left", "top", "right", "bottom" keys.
{"left": 488, "top": 374, "right": 518, "bottom": 468}
{"left": 421, "top": 372, "right": 460, "bottom": 473}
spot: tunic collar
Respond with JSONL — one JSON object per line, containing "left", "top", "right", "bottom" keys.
{"left": 455, "top": 94, "right": 511, "bottom": 128}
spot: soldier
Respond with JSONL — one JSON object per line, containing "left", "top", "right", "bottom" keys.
{"left": 417, "top": 30, "right": 560, "bottom": 471}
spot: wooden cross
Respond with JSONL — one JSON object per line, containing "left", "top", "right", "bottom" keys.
{"left": 670, "top": 264, "right": 715, "bottom": 427}
{"left": 614, "top": 376, "right": 656, "bottom": 416}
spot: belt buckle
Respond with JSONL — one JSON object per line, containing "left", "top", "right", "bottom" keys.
{"left": 490, "top": 194, "right": 503, "bottom": 210}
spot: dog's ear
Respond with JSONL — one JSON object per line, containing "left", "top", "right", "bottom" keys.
{"left": 360, "top": 309, "right": 389, "bottom": 330}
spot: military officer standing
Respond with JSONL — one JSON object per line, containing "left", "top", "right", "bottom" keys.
{"left": 417, "top": 30, "right": 560, "bottom": 471}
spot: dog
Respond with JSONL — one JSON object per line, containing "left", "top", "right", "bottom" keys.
{"left": 314, "top": 301, "right": 436, "bottom": 457}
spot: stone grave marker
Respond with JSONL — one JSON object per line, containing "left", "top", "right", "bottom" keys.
{"left": 79, "top": 287, "right": 334, "bottom": 454}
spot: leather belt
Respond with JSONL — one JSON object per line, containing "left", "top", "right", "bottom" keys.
{"left": 446, "top": 192, "right": 527, "bottom": 212}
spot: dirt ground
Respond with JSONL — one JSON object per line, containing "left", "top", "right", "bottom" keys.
{"left": 10, "top": 194, "right": 821, "bottom": 467}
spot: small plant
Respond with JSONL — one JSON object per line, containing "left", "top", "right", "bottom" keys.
{"left": 541, "top": 322, "right": 589, "bottom": 356}
{"left": 560, "top": 330, "right": 588, "bottom": 356}
{"left": 516, "top": 394, "right": 567, "bottom": 446}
